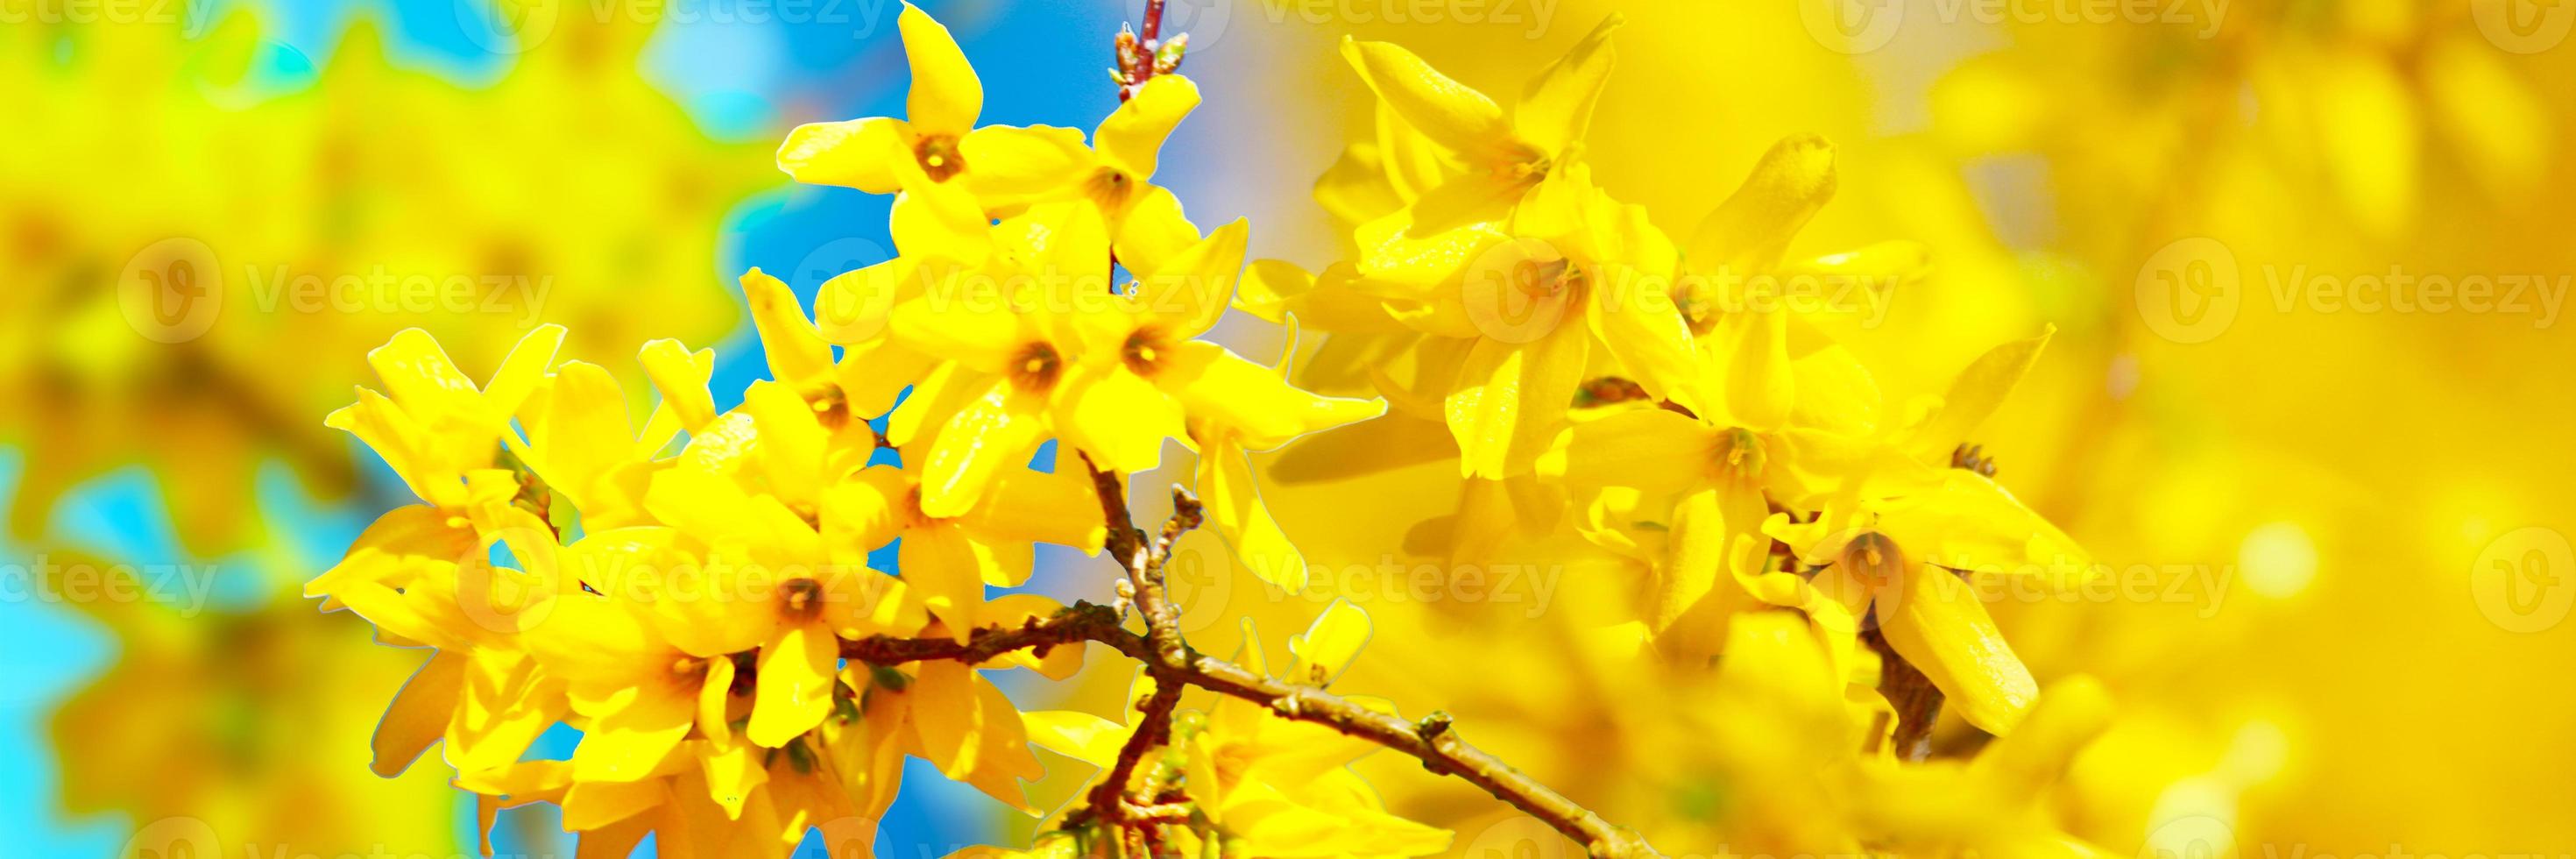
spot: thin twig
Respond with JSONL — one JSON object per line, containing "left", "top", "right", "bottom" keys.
{"left": 839, "top": 602, "right": 1120, "bottom": 664}
{"left": 1079, "top": 457, "right": 1202, "bottom": 846}
{"left": 1089, "top": 679, "right": 1184, "bottom": 840}
{"left": 1114, "top": 0, "right": 1180, "bottom": 103}
{"left": 842, "top": 607, "right": 1659, "bottom": 858}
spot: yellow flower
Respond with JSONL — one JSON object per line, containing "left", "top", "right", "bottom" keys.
{"left": 517, "top": 568, "right": 727, "bottom": 783}
{"left": 828, "top": 459, "right": 1104, "bottom": 639}
{"left": 1759, "top": 467, "right": 2092, "bottom": 735}
{"left": 775, "top": 3, "right": 1091, "bottom": 211}
{"left": 1540, "top": 401, "right": 1914, "bottom": 664}
{"left": 1036, "top": 74, "right": 1208, "bottom": 274}
{"left": 877, "top": 200, "right": 1116, "bottom": 515}
{"left": 323, "top": 325, "right": 563, "bottom": 510}
{"left": 1337, "top": 17, "right": 1622, "bottom": 242}
{"left": 1190, "top": 324, "right": 1387, "bottom": 593}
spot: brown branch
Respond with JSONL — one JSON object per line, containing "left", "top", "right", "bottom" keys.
{"left": 1863, "top": 622, "right": 1943, "bottom": 763}
{"left": 837, "top": 458, "right": 1665, "bottom": 857}
{"left": 843, "top": 607, "right": 1659, "bottom": 857}
{"left": 1086, "top": 631, "right": 1660, "bottom": 858}
{"left": 1088, "top": 678, "right": 1184, "bottom": 841}
{"left": 1083, "top": 458, "right": 1196, "bottom": 671}
{"left": 1079, "top": 458, "right": 1203, "bottom": 848}
{"left": 838, "top": 601, "right": 1121, "bottom": 664}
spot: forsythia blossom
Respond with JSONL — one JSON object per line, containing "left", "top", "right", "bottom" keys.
{"left": 316, "top": 5, "right": 2120, "bottom": 857}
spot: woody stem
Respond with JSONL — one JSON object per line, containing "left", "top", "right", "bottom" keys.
{"left": 834, "top": 471, "right": 1667, "bottom": 859}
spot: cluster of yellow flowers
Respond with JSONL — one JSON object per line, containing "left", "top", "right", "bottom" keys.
{"left": 1263, "top": 15, "right": 2093, "bottom": 743}
{"left": 315, "top": 5, "right": 2116, "bottom": 857}
{"left": 1224, "top": 15, "right": 2116, "bottom": 854}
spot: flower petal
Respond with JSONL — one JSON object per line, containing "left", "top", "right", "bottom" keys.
{"left": 740, "top": 268, "right": 834, "bottom": 386}
{"left": 570, "top": 685, "right": 694, "bottom": 783}
{"left": 1880, "top": 564, "right": 2037, "bottom": 735}
{"left": 1198, "top": 434, "right": 1307, "bottom": 593}
{"left": 747, "top": 621, "right": 838, "bottom": 747}
{"left": 965, "top": 465, "right": 1106, "bottom": 554}
{"left": 1159, "top": 341, "right": 1385, "bottom": 451}
{"left": 1131, "top": 218, "right": 1247, "bottom": 340}
{"left": 1340, "top": 37, "right": 1513, "bottom": 161}
{"left": 1286, "top": 599, "right": 1371, "bottom": 687}
{"left": 639, "top": 338, "right": 718, "bottom": 434}
{"left": 1688, "top": 133, "right": 1836, "bottom": 273}
{"left": 918, "top": 384, "right": 1050, "bottom": 518}
{"left": 1539, "top": 406, "right": 1714, "bottom": 498}
{"left": 1020, "top": 710, "right": 1129, "bottom": 769}
{"left": 898, "top": 3, "right": 981, "bottom": 134}
{"left": 1054, "top": 365, "right": 1182, "bottom": 475}
{"left": 959, "top": 124, "right": 1091, "bottom": 209}
{"left": 776, "top": 117, "right": 909, "bottom": 194}
{"left": 1513, "top": 14, "right": 1620, "bottom": 155}
{"left": 1913, "top": 325, "right": 2054, "bottom": 458}
{"left": 1445, "top": 322, "right": 1589, "bottom": 479}
{"left": 1094, "top": 75, "right": 1200, "bottom": 179}
{"left": 372, "top": 650, "right": 464, "bottom": 777}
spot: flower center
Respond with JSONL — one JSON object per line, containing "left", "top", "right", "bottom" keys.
{"left": 669, "top": 656, "right": 709, "bottom": 689}
{"left": 1009, "top": 341, "right": 1064, "bottom": 394}
{"left": 1516, "top": 255, "right": 1580, "bottom": 303}
{"left": 1712, "top": 427, "right": 1765, "bottom": 483}
{"left": 1674, "top": 273, "right": 1721, "bottom": 335}
{"left": 780, "top": 578, "right": 824, "bottom": 621}
{"left": 1086, "top": 167, "right": 1134, "bottom": 208}
{"left": 806, "top": 383, "right": 850, "bottom": 430}
{"left": 1122, "top": 326, "right": 1169, "bottom": 377}
{"left": 914, "top": 134, "right": 966, "bottom": 181}
{"left": 1838, "top": 531, "right": 1905, "bottom": 590}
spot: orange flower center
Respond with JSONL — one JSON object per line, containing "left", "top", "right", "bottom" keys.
{"left": 914, "top": 134, "right": 966, "bottom": 181}
{"left": 1839, "top": 531, "right": 1906, "bottom": 590}
{"left": 1010, "top": 341, "right": 1064, "bottom": 394}
{"left": 781, "top": 578, "right": 824, "bottom": 621}
{"left": 1122, "top": 325, "right": 1170, "bottom": 377}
